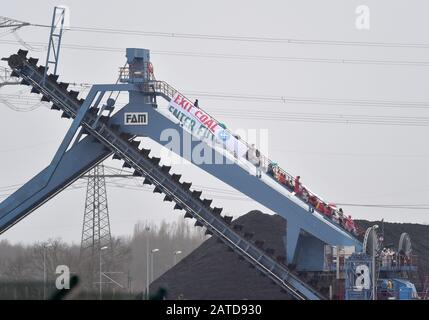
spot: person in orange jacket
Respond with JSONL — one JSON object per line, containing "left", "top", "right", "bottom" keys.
{"left": 315, "top": 200, "right": 325, "bottom": 213}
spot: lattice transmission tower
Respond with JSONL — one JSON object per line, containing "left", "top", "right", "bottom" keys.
{"left": 79, "top": 164, "right": 113, "bottom": 289}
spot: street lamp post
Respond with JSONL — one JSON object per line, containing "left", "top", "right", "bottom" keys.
{"left": 145, "top": 226, "right": 150, "bottom": 300}
{"left": 43, "top": 242, "right": 53, "bottom": 300}
{"left": 99, "top": 246, "right": 109, "bottom": 300}
{"left": 173, "top": 250, "right": 182, "bottom": 266}
{"left": 372, "top": 225, "right": 379, "bottom": 301}
{"left": 151, "top": 249, "right": 160, "bottom": 284}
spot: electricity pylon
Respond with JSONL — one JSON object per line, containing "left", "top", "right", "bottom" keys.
{"left": 0, "top": 16, "right": 30, "bottom": 30}
{"left": 79, "top": 164, "right": 113, "bottom": 290}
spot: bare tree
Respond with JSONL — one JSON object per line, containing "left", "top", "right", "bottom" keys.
{"left": 0, "top": 218, "right": 207, "bottom": 299}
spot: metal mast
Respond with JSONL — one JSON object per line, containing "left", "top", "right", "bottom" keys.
{"left": 44, "top": 6, "right": 66, "bottom": 82}
{"left": 79, "top": 164, "right": 113, "bottom": 289}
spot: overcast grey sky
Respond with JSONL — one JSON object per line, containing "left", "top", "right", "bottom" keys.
{"left": 1, "top": 0, "right": 429, "bottom": 244}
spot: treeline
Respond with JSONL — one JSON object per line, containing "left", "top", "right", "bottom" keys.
{"left": 0, "top": 217, "right": 207, "bottom": 299}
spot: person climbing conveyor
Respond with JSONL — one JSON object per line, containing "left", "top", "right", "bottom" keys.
{"left": 246, "top": 154, "right": 360, "bottom": 235}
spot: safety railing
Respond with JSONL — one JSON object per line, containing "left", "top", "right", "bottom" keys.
{"left": 119, "top": 64, "right": 154, "bottom": 83}
{"left": 379, "top": 254, "right": 418, "bottom": 271}
{"left": 140, "top": 79, "right": 362, "bottom": 238}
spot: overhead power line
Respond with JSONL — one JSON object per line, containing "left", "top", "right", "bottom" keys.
{"left": 5, "top": 101, "right": 429, "bottom": 127}
{"left": 0, "top": 17, "right": 30, "bottom": 29}
{"left": 4, "top": 16, "right": 429, "bottom": 50}
{"left": 24, "top": 23, "right": 429, "bottom": 49}
{"left": 4, "top": 94, "right": 429, "bottom": 126}
{"left": 3, "top": 39, "right": 429, "bottom": 68}
{"left": 336, "top": 203, "right": 429, "bottom": 210}
{"left": 2, "top": 177, "right": 429, "bottom": 211}
{"left": 186, "top": 91, "right": 429, "bottom": 110}
{"left": 4, "top": 87, "right": 429, "bottom": 111}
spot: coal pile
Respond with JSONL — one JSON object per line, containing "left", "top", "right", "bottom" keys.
{"left": 149, "top": 210, "right": 292, "bottom": 300}
{"left": 149, "top": 211, "right": 429, "bottom": 300}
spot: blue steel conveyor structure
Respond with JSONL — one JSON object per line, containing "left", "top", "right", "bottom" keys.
{"left": 0, "top": 48, "right": 364, "bottom": 299}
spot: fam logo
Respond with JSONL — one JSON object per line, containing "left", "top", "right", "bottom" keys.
{"left": 217, "top": 129, "right": 230, "bottom": 142}
{"left": 124, "top": 112, "right": 148, "bottom": 125}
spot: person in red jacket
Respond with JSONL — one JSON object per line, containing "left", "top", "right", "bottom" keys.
{"left": 345, "top": 215, "right": 356, "bottom": 234}
{"left": 279, "top": 172, "right": 286, "bottom": 185}
{"left": 294, "top": 176, "right": 301, "bottom": 194}
{"left": 315, "top": 200, "right": 325, "bottom": 213}
{"left": 309, "top": 195, "right": 318, "bottom": 208}
{"left": 324, "top": 205, "right": 333, "bottom": 218}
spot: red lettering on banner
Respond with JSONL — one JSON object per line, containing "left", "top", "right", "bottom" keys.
{"left": 178, "top": 97, "right": 188, "bottom": 109}
{"left": 174, "top": 96, "right": 218, "bottom": 133}
{"left": 205, "top": 119, "right": 214, "bottom": 129}
{"left": 175, "top": 95, "right": 194, "bottom": 112}
{"left": 173, "top": 94, "right": 182, "bottom": 105}
{"left": 194, "top": 110, "right": 218, "bottom": 133}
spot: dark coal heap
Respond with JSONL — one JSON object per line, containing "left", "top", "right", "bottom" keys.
{"left": 150, "top": 211, "right": 429, "bottom": 300}
{"left": 150, "top": 210, "right": 291, "bottom": 300}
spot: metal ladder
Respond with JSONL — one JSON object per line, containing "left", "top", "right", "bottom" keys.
{"left": 4, "top": 50, "right": 325, "bottom": 300}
